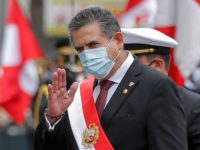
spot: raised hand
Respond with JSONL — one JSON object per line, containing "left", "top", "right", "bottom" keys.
{"left": 46, "top": 68, "right": 78, "bottom": 123}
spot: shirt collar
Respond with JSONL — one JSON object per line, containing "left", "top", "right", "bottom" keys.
{"left": 108, "top": 51, "right": 134, "bottom": 84}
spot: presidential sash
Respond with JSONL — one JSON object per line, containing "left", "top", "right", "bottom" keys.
{"left": 68, "top": 77, "right": 114, "bottom": 150}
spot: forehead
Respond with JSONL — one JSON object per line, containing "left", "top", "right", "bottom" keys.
{"left": 72, "top": 22, "right": 108, "bottom": 46}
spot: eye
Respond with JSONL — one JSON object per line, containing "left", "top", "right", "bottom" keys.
{"left": 88, "top": 41, "right": 99, "bottom": 48}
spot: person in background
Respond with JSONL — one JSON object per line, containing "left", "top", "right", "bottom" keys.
{"left": 122, "top": 27, "right": 200, "bottom": 150}
{"left": 34, "top": 6, "right": 187, "bottom": 150}
{"left": 54, "top": 38, "right": 82, "bottom": 87}
{"left": 185, "top": 64, "right": 200, "bottom": 94}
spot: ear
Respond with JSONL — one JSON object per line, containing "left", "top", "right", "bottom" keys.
{"left": 154, "top": 58, "right": 163, "bottom": 68}
{"left": 154, "top": 58, "right": 167, "bottom": 75}
{"left": 113, "top": 32, "right": 124, "bottom": 50}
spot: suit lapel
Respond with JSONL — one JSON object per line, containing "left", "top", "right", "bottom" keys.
{"left": 101, "top": 58, "right": 143, "bottom": 130}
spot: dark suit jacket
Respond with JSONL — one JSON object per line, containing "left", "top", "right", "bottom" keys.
{"left": 34, "top": 58, "right": 187, "bottom": 150}
{"left": 179, "top": 88, "right": 200, "bottom": 150}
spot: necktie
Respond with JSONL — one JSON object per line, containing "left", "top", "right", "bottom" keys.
{"left": 96, "top": 80, "right": 113, "bottom": 119}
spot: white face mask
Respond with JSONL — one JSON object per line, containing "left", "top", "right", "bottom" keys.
{"left": 79, "top": 39, "right": 120, "bottom": 79}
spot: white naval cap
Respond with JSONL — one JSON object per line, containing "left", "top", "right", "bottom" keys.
{"left": 122, "top": 28, "right": 178, "bottom": 55}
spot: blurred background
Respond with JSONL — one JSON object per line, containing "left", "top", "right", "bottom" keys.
{"left": 0, "top": 0, "right": 200, "bottom": 149}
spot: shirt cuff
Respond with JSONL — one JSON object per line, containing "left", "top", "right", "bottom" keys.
{"left": 45, "top": 114, "right": 63, "bottom": 132}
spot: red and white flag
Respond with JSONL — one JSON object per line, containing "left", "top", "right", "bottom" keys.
{"left": 175, "top": 0, "right": 200, "bottom": 79}
{"left": 119, "top": 0, "right": 187, "bottom": 86}
{"left": 153, "top": 0, "right": 200, "bottom": 86}
{"left": 118, "top": 0, "right": 157, "bottom": 28}
{"left": 152, "top": 0, "right": 184, "bottom": 86}
{"left": 0, "top": 0, "right": 43, "bottom": 125}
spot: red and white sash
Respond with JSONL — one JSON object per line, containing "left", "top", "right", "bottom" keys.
{"left": 68, "top": 77, "right": 114, "bottom": 150}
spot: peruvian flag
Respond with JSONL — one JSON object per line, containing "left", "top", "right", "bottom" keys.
{"left": 119, "top": 0, "right": 186, "bottom": 86}
{"left": 0, "top": 0, "right": 43, "bottom": 125}
{"left": 118, "top": 0, "right": 157, "bottom": 28}
{"left": 153, "top": 0, "right": 200, "bottom": 86}
{"left": 151, "top": 0, "right": 184, "bottom": 86}
{"left": 174, "top": 0, "right": 200, "bottom": 79}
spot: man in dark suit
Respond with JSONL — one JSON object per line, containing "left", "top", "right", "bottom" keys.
{"left": 122, "top": 27, "right": 200, "bottom": 150}
{"left": 34, "top": 6, "right": 188, "bottom": 150}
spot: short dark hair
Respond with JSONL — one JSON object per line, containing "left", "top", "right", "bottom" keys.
{"left": 68, "top": 6, "right": 121, "bottom": 43}
{"left": 138, "top": 54, "right": 171, "bottom": 71}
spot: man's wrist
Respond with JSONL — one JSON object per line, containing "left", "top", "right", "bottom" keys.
{"left": 44, "top": 108, "right": 65, "bottom": 125}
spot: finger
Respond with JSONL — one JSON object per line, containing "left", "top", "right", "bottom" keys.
{"left": 61, "top": 69, "right": 66, "bottom": 89}
{"left": 60, "top": 88, "right": 67, "bottom": 99}
{"left": 57, "top": 68, "right": 62, "bottom": 90}
{"left": 47, "top": 84, "right": 53, "bottom": 102}
{"left": 68, "top": 82, "right": 79, "bottom": 100}
{"left": 52, "top": 72, "right": 58, "bottom": 92}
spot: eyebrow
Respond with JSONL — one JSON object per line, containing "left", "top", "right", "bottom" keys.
{"left": 87, "top": 40, "right": 100, "bottom": 46}
{"left": 74, "top": 40, "right": 101, "bottom": 52}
